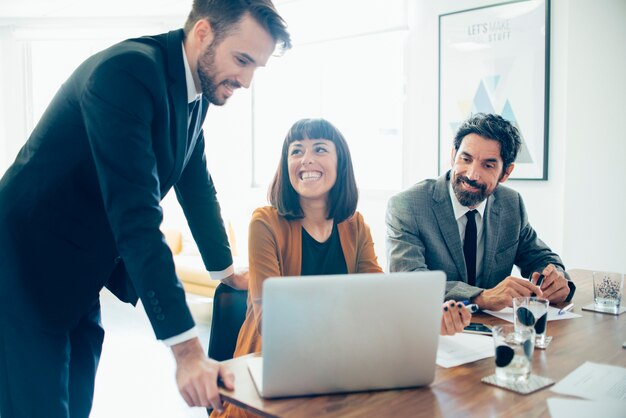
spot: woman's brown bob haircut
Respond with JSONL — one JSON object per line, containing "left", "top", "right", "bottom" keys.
{"left": 268, "top": 118, "right": 358, "bottom": 223}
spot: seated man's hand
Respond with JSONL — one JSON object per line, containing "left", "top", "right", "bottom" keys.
{"left": 533, "top": 264, "right": 569, "bottom": 303}
{"left": 221, "top": 269, "right": 249, "bottom": 290}
{"left": 473, "top": 277, "right": 542, "bottom": 311}
{"left": 440, "top": 300, "right": 472, "bottom": 336}
{"left": 171, "top": 337, "right": 235, "bottom": 412}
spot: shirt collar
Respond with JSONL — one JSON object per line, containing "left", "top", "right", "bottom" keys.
{"left": 448, "top": 179, "right": 487, "bottom": 221}
{"left": 182, "top": 42, "right": 202, "bottom": 104}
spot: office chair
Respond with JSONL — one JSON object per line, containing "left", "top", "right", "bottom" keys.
{"left": 208, "top": 283, "right": 249, "bottom": 362}
{"left": 205, "top": 283, "right": 248, "bottom": 416}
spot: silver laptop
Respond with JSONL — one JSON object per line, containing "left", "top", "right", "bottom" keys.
{"left": 247, "top": 271, "right": 445, "bottom": 398}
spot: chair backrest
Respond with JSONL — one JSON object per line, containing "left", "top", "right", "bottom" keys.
{"left": 208, "top": 283, "right": 248, "bottom": 361}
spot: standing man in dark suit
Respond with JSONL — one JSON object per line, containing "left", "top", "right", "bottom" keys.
{"left": 0, "top": 1, "right": 291, "bottom": 417}
{"left": 386, "top": 113, "right": 575, "bottom": 311}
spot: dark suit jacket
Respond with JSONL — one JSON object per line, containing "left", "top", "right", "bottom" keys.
{"left": 0, "top": 29, "right": 232, "bottom": 339}
{"left": 386, "top": 172, "right": 575, "bottom": 302}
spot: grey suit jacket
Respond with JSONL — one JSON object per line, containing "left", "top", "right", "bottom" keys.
{"left": 386, "top": 172, "right": 575, "bottom": 302}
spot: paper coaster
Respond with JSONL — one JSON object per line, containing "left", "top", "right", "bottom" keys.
{"left": 581, "top": 303, "right": 626, "bottom": 315}
{"left": 481, "top": 374, "right": 555, "bottom": 395}
{"left": 536, "top": 336, "right": 552, "bottom": 350}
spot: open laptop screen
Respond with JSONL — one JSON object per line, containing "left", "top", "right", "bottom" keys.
{"left": 251, "top": 271, "right": 446, "bottom": 398}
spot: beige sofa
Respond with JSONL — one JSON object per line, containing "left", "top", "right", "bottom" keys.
{"left": 162, "top": 229, "right": 218, "bottom": 297}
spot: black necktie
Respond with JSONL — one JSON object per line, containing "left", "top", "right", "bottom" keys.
{"left": 464, "top": 210, "right": 477, "bottom": 286}
{"left": 188, "top": 99, "right": 200, "bottom": 142}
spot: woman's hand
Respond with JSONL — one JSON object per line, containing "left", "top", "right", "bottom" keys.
{"left": 440, "top": 300, "right": 472, "bottom": 336}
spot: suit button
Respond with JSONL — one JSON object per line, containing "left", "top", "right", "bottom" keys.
{"left": 147, "top": 290, "right": 156, "bottom": 298}
{"left": 156, "top": 314, "right": 165, "bottom": 321}
{"left": 153, "top": 306, "right": 162, "bottom": 314}
{"left": 114, "top": 256, "right": 122, "bottom": 264}
{"left": 150, "top": 298, "right": 159, "bottom": 306}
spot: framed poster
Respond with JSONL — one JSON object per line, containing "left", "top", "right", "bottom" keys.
{"left": 438, "top": 0, "right": 550, "bottom": 179}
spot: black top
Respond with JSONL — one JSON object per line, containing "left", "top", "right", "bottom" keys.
{"left": 301, "top": 222, "right": 348, "bottom": 276}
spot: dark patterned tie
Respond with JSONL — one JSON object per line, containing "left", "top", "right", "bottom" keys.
{"left": 188, "top": 99, "right": 200, "bottom": 142}
{"left": 464, "top": 210, "right": 477, "bottom": 286}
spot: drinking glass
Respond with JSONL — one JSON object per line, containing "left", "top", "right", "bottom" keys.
{"left": 593, "top": 271, "right": 624, "bottom": 314}
{"left": 492, "top": 324, "right": 535, "bottom": 383}
{"left": 513, "top": 297, "right": 549, "bottom": 348}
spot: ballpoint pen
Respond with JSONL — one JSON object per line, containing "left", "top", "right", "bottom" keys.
{"left": 558, "top": 303, "right": 574, "bottom": 315}
{"left": 529, "top": 274, "right": 544, "bottom": 297}
{"left": 528, "top": 273, "right": 545, "bottom": 286}
{"left": 536, "top": 274, "right": 545, "bottom": 287}
{"left": 460, "top": 300, "right": 480, "bottom": 313}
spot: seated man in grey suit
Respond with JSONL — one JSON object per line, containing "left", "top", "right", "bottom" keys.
{"left": 386, "top": 113, "right": 574, "bottom": 311}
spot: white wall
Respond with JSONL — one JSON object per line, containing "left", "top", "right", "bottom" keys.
{"left": 0, "top": 27, "right": 28, "bottom": 170}
{"left": 560, "top": 0, "right": 626, "bottom": 273}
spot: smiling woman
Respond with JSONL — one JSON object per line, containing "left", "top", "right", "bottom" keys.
{"left": 211, "top": 119, "right": 382, "bottom": 418}
{"left": 269, "top": 118, "right": 358, "bottom": 225}
{"left": 287, "top": 138, "right": 338, "bottom": 205}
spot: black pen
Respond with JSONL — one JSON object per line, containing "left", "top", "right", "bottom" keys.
{"left": 528, "top": 273, "right": 545, "bottom": 286}
{"left": 536, "top": 274, "right": 545, "bottom": 287}
{"left": 529, "top": 273, "right": 544, "bottom": 297}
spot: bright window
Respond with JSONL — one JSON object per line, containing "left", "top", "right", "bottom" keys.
{"left": 252, "top": 30, "right": 406, "bottom": 191}
{"left": 29, "top": 40, "right": 110, "bottom": 127}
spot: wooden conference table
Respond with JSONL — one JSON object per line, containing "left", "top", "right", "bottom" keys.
{"left": 218, "top": 269, "right": 626, "bottom": 417}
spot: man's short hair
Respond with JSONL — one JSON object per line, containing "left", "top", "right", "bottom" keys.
{"left": 453, "top": 113, "right": 522, "bottom": 172}
{"left": 184, "top": 0, "right": 291, "bottom": 52}
{"left": 269, "top": 118, "right": 359, "bottom": 224}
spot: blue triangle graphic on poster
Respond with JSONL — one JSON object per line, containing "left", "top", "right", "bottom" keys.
{"left": 502, "top": 100, "right": 533, "bottom": 164}
{"left": 450, "top": 78, "right": 535, "bottom": 165}
{"left": 484, "top": 75, "right": 500, "bottom": 95}
{"left": 501, "top": 100, "right": 515, "bottom": 121}
{"left": 472, "top": 80, "right": 495, "bottom": 114}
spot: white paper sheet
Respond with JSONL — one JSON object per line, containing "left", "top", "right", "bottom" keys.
{"left": 547, "top": 398, "right": 626, "bottom": 418}
{"left": 483, "top": 305, "right": 581, "bottom": 323}
{"left": 551, "top": 362, "right": 626, "bottom": 401}
{"left": 436, "top": 333, "right": 494, "bottom": 368}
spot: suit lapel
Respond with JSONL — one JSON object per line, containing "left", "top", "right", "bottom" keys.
{"left": 433, "top": 173, "right": 467, "bottom": 281}
{"left": 481, "top": 192, "right": 501, "bottom": 285}
{"left": 162, "top": 29, "right": 189, "bottom": 191}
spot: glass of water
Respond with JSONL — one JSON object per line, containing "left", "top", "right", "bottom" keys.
{"left": 513, "top": 297, "right": 550, "bottom": 348}
{"left": 492, "top": 324, "right": 535, "bottom": 383}
{"left": 593, "top": 271, "right": 624, "bottom": 313}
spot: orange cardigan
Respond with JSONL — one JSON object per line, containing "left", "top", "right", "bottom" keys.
{"left": 233, "top": 206, "right": 383, "bottom": 357}
{"left": 214, "top": 207, "right": 382, "bottom": 418}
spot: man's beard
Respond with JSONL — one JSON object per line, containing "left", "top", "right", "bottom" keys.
{"left": 197, "top": 42, "right": 241, "bottom": 106}
{"left": 452, "top": 174, "right": 490, "bottom": 207}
